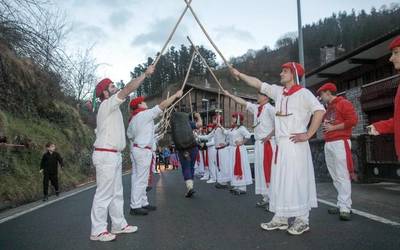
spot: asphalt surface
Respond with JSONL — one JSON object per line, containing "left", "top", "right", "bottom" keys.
{"left": 0, "top": 170, "right": 399, "bottom": 250}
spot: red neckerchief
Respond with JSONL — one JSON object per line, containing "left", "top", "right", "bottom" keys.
{"left": 257, "top": 103, "right": 266, "bottom": 118}
{"left": 282, "top": 84, "right": 303, "bottom": 96}
{"left": 129, "top": 108, "right": 147, "bottom": 122}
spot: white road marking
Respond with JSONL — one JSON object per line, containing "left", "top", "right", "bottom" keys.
{"left": 318, "top": 198, "right": 400, "bottom": 227}
{"left": 0, "top": 183, "right": 96, "bottom": 224}
{"left": 0, "top": 172, "right": 131, "bottom": 224}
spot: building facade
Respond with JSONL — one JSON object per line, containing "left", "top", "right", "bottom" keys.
{"left": 306, "top": 28, "right": 400, "bottom": 182}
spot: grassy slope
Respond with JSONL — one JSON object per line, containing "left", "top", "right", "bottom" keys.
{"left": 0, "top": 105, "right": 95, "bottom": 207}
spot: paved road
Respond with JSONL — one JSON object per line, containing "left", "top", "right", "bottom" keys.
{"left": 0, "top": 170, "right": 399, "bottom": 250}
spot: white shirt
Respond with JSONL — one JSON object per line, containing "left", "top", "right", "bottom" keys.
{"left": 214, "top": 127, "right": 228, "bottom": 147}
{"left": 126, "top": 105, "right": 163, "bottom": 148}
{"left": 93, "top": 93, "right": 126, "bottom": 151}
{"left": 246, "top": 102, "right": 275, "bottom": 140}
{"left": 260, "top": 83, "right": 325, "bottom": 138}
{"left": 224, "top": 126, "right": 251, "bottom": 145}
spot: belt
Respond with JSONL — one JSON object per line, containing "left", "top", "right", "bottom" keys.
{"left": 133, "top": 144, "right": 152, "bottom": 150}
{"left": 216, "top": 145, "right": 227, "bottom": 150}
{"left": 94, "top": 148, "right": 118, "bottom": 153}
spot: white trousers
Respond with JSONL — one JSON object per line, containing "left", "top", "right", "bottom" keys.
{"left": 254, "top": 140, "right": 275, "bottom": 198}
{"left": 324, "top": 140, "right": 352, "bottom": 212}
{"left": 230, "top": 145, "right": 253, "bottom": 187}
{"left": 90, "top": 151, "right": 127, "bottom": 235}
{"left": 208, "top": 146, "right": 217, "bottom": 181}
{"left": 216, "top": 147, "right": 231, "bottom": 184}
{"left": 269, "top": 137, "right": 318, "bottom": 218}
{"left": 201, "top": 149, "right": 211, "bottom": 179}
{"left": 130, "top": 147, "right": 151, "bottom": 209}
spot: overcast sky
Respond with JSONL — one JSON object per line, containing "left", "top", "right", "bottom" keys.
{"left": 55, "top": 0, "right": 397, "bottom": 83}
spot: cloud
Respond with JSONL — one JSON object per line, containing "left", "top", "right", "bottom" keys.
{"left": 131, "top": 17, "right": 188, "bottom": 48}
{"left": 214, "top": 25, "right": 255, "bottom": 43}
{"left": 70, "top": 0, "right": 139, "bottom": 8}
{"left": 71, "top": 24, "right": 109, "bottom": 45}
{"left": 109, "top": 10, "right": 133, "bottom": 28}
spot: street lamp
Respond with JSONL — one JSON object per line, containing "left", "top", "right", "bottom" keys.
{"left": 202, "top": 98, "right": 209, "bottom": 125}
{"left": 297, "top": 0, "right": 306, "bottom": 86}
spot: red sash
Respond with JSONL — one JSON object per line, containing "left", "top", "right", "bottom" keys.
{"left": 263, "top": 140, "right": 273, "bottom": 186}
{"left": 202, "top": 150, "right": 209, "bottom": 168}
{"left": 343, "top": 139, "right": 357, "bottom": 181}
{"left": 234, "top": 145, "right": 243, "bottom": 179}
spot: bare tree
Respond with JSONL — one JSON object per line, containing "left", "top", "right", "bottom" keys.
{"left": 0, "top": 0, "right": 100, "bottom": 101}
{"left": 68, "top": 45, "right": 100, "bottom": 101}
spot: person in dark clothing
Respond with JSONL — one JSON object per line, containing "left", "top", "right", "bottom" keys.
{"left": 40, "top": 142, "right": 64, "bottom": 201}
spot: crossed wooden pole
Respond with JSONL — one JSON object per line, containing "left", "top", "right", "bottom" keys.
{"left": 152, "top": 0, "right": 232, "bottom": 137}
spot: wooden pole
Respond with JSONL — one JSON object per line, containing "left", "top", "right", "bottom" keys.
{"left": 189, "top": 91, "right": 194, "bottom": 120}
{"left": 180, "top": 50, "right": 197, "bottom": 91}
{"left": 184, "top": 0, "right": 231, "bottom": 68}
{"left": 186, "top": 36, "right": 225, "bottom": 91}
{"left": 166, "top": 88, "right": 194, "bottom": 113}
{"left": 153, "top": 0, "right": 193, "bottom": 67}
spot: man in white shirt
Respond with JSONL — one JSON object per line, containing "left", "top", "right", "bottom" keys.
{"left": 90, "top": 65, "right": 155, "bottom": 242}
{"left": 224, "top": 90, "right": 275, "bottom": 207}
{"left": 127, "top": 89, "right": 183, "bottom": 215}
{"left": 230, "top": 62, "right": 325, "bottom": 236}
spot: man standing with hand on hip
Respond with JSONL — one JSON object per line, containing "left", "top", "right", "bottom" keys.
{"left": 230, "top": 62, "right": 325, "bottom": 236}
{"left": 90, "top": 65, "right": 155, "bottom": 242}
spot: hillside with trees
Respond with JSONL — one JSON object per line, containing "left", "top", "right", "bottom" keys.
{"left": 131, "top": 4, "right": 400, "bottom": 95}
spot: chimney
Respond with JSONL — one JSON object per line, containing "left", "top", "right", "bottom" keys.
{"left": 320, "top": 45, "right": 336, "bottom": 65}
{"left": 204, "top": 78, "right": 210, "bottom": 88}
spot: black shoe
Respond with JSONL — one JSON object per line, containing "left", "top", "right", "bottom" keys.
{"left": 142, "top": 205, "right": 157, "bottom": 211}
{"left": 130, "top": 208, "right": 148, "bottom": 216}
{"left": 215, "top": 183, "right": 228, "bottom": 189}
{"left": 185, "top": 189, "right": 196, "bottom": 198}
{"left": 232, "top": 190, "right": 247, "bottom": 195}
{"left": 55, "top": 191, "right": 60, "bottom": 197}
{"left": 42, "top": 195, "right": 48, "bottom": 202}
{"left": 146, "top": 186, "right": 153, "bottom": 192}
{"left": 328, "top": 207, "right": 339, "bottom": 214}
{"left": 256, "top": 200, "right": 268, "bottom": 208}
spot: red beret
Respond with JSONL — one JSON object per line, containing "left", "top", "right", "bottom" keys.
{"left": 317, "top": 82, "right": 337, "bottom": 94}
{"left": 95, "top": 78, "right": 113, "bottom": 98}
{"left": 282, "top": 62, "right": 305, "bottom": 78}
{"left": 129, "top": 96, "right": 145, "bottom": 109}
{"left": 389, "top": 36, "right": 400, "bottom": 50}
{"left": 232, "top": 112, "right": 244, "bottom": 121}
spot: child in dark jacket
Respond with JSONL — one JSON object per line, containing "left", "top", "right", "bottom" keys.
{"left": 40, "top": 142, "right": 64, "bottom": 201}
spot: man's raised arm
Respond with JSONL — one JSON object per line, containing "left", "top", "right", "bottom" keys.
{"left": 118, "top": 65, "right": 155, "bottom": 100}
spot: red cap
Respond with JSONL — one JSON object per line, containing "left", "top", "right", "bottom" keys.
{"left": 389, "top": 36, "right": 400, "bottom": 50}
{"left": 317, "top": 82, "right": 337, "bottom": 94}
{"left": 129, "top": 96, "right": 145, "bottom": 109}
{"left": 282, "top": 62, "right": 305, "bottom": 79}
{"left": 95, "top": 78, "right": 113, "bottom": 98}
{"left": 232, "top": 112, "right": 244, "bottom": 121}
